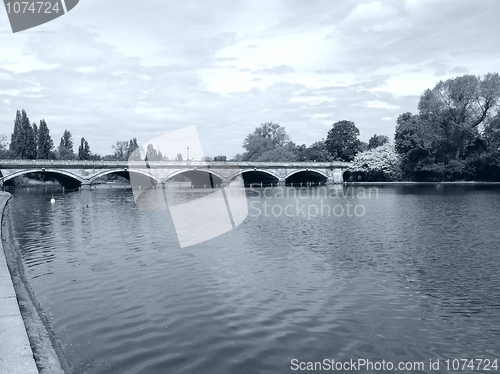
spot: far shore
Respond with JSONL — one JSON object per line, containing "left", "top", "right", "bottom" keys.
{"left": 345, "top": 181, "right": 500, "bottom": 186}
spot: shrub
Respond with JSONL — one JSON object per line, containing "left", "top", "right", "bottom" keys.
{"left": 349, "top": 143, "right": 402, "bottom": 181}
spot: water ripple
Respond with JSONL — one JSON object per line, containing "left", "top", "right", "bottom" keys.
{"left": 7, "top": 186, "right": 500, "bottom": 373}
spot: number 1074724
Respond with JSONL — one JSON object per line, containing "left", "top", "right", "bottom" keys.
{"left": 5, "top": 1, "right": 60, "bottom": 14}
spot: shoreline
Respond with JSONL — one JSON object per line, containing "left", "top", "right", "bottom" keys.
{"left": 344, "top": 181, "right": 500, "bottom": 186}
{"left": 0, "top": 191, "right": 67, "bottom": 374}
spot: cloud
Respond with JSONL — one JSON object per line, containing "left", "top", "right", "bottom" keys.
{"left": 363, "top": 101, "right": 400, "bottom": 110}
{"left": 343, "top": 2, "right": 399, "bottom": 26}
{"left": 77, "top": 66, "right": 97, "bottom": 73}
{"left": 254, "top": 65, "right": 295, "bottom": 75}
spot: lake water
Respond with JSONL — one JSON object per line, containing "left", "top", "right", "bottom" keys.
{"left": 6, "top": 185, "right": 500, "bottom": 373}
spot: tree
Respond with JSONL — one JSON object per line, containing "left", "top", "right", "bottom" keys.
{"left": 10, "top": 110, "right": 22, "bottom": 158}
{"left": 113, "top": 141, "right": 127, "bottom": 160}
{"left": 87, "top": 153, "right": 102, "bottom": 161}
{"left": 10, "top": 110, "right": 22, "bottom": 157}
{"left": 359, "top": 141, "right": 369, "bottom": 152}
{"left": 483, "top": 113, "right": 500, "bottom": 152}
{"left": 392, "top": 74, "right": 500, "bottom": 181}
{"left": 10, "top": 110, "right": 36, "bottom": 159}
{"left": 176, "top": 153, "right": 183, "bottom": 161}
{"left": 36, "top": 120, "right": 54, "bottom": 159}
{"left": 230, "top": 153, "right": 244, "bottom": 162}
{"left": 349, "top": 143, "right": 401, "bottom": 181}
{"left": 296, "top": 141, "right": 332, "bottom": 162}
{"left": 0, "top": 135, "right": 10, "bottom": 159}
{"left": 145, "top": 144, "right": 164, "bottom": 161}
{"left": 32, "top": 122, "right": 38, "bottom": 153}
{"left": 462, "top": 113, "right": 500, "bottom": 181}
{"left": 112, "top": 140, "right": 129, "bottom": 160}
{"left": 255, "top": 147, "right": 299, "bottom": 162}
{"left": 394, "top": 112, "right": 440, "bottom": 180}
{"left": 78, "top": 137, "right": 91, "bottom": 160}
{"left": 112, "top": 138, "right": 140, "bottom": 160}
{"left": 367, "top": 134, "right": 389, "bottom": 150}
{"left": 418, "top": 73, "right": 500, "bottom": 159}
{"left": 394, "top": 113, "right": 427, "bottom": 155}
{"left": 213, "top": 155, "right": 227, "bottom": 161}
{"left": 325, "top": 120, "right": 361, "bottom": 161}
{"left": 58, "top": 130, "right": 74, "bottom": 159}
{"left": 242, "top": 122, "right": 291, "bottom": 161}
{"left": 19, "top": 111, "right": 36, "bottom": 159}
{"left": 127, "top": 138, "right": 139, "bottom": 159}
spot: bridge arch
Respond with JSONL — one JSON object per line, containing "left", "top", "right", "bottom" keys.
{"left": 2, "top": 169, "right": 83, "bottom": 188}
{"left": 229, "top": 169, "right": 281, "bottom": 186}
{"left": 165, "top": 169, "right": 225, "bottom": 187}
{"left": 230, "top": 168, "right": 281, "bottom": 180}
{"left": 285, "top": 169, "right": 328, "bottom": 185}
{"left": 342, "top": 170, "right": 352, "bottom": 182}
{"left": 90, "top": 169, "right": 161, "bottom": 184}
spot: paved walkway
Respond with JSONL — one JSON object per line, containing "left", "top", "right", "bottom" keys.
{"left": 0, "top": 192, "right": 39, "bottom": 374}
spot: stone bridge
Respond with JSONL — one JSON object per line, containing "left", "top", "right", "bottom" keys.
{"left": 0, "top": 160, "right": 352, "bottom": 189}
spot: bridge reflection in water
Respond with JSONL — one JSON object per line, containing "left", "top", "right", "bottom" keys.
{"left": 0, "top": 160, "right": 351, "bottom": 189}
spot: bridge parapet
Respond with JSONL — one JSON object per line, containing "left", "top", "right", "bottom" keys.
{"left": 0, "top": 160, "right": 351, "bottom": 169}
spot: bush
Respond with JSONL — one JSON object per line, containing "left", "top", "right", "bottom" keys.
{"left": 465, "top": 152, "right": 500, "bottom": 181}
{"left": 411, "top": 162, "right": 446, "bottom": 181}
{"left": 443, "top": 159, "right": 468, "bottom": 181}
{"left": 349, "top": 143, "right": 402, "bottom": 181}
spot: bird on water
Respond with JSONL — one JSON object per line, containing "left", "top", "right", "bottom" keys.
{"left": 50, "top": 196, "right": 55, "bottom": 203}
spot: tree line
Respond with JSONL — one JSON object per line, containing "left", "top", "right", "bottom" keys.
{"left": 235, "top": 72, "right": 500, "bottom": 181}
{"left": 233, "top": 121, "right": 388, "bottom": 163}
{"left": 1, "top": 109, "right": 97, "bottom": 160}
{"left": 0, "top": 111, "right": 222, "bottom": 162}
{"left": 392, "top": 73, "right": 500, "bottom": 181}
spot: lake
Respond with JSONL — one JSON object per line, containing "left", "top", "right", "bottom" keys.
{"left": 6, "top": 185, "right": 500, "bottom": 373}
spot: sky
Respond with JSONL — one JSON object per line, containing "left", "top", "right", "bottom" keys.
{"left": 1, "top": 0, "right": 500, "bottom": 159}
